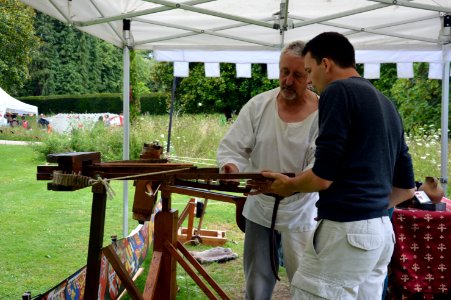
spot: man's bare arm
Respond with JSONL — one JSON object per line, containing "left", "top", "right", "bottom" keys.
{"left": 388, "top": 187, "right": 415, "bottom": 208}
{"left": 259, "top": 169, "right": 332, "bottom": 196}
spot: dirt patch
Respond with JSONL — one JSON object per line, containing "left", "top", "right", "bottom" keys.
{"left": 238, "top": 278, "right": 291, "bottom": 299}
{"left": 273, "top": 279, "right": 291, "bottom": 299}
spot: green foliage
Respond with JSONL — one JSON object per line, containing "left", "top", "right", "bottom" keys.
{"left": 32, "top": 114, "right": 231, "bottom": 163}
{"left": 32, "top": 125, "right": 124, "bottom": 161}
{"left": 18, "top": 93, "right": 169, "bottom": 115}
{"left": 178, "top": 63, "right": 279, "bottom": 115}
{"left": 22, "top": 13, "right": 58, "bottom": 96}
{"left": 405, "top": 124, "right": 445, "bottom": 181}
{"left": 391, "top": 63, "right": 442, "bottom": 130}
{"left": 0, "top": 0, "right": 39, "bottom": 93}
{"left": 149, "top": 61, "right": 174, "bottom": 93}
{"left": 96, "top": 42, "right": 123, "bottom": 93}
{"left": 370, "top": 64, "right": 397, "bottom": 101}
{"left": 130, "top": 49, "right": 141, "bottom": 123}
{"left": 132, "top": 51, "right": 153, "bottom": 95}
{"left": 18, "top": 93, "right": 123, "bottom": 114}
{"left": 150, "top": 62, "right": 278, "bottom": 115}
{"left": 17, "top": 12, "right": 124, "bottom": 96}
{"left": 362, "top": 62, "right": 445, "bottom": 131}
{"left": 140, "top": 92, "right": 169, "bottom": 115}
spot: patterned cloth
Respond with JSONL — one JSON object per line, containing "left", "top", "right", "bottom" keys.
{"left": 391, "top": 209, "right": 451, "bottom": 299}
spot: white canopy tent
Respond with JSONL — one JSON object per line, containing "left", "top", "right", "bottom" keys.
{"left": 19, "top": 0, "right": 451, "bottom": 235}
{"left": 0, "top": 87, "right": 38, "bottom": 125}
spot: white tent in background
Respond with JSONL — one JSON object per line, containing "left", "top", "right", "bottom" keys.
{"left": 0, "top": 87, "right": 38, "bottom": 125}
{"left": 19, "top": 0, "right": 451, "bottom": 235}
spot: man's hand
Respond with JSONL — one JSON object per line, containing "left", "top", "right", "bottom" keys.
{"left": 262, "top": 171, "right": 296, "bottom": 196}
{"left": 246, "top": 171, "right": 295, "bottom": 197}
{"left": 219, "top": 163, "right": 240, "bottom": 187}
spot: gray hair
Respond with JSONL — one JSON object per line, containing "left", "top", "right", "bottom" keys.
{"left": 280, "top": 40, "right": 306, "bottom": 60}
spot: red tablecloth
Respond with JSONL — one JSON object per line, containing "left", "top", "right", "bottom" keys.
{"left": 391, "top": 209, "right": 451, "bottom": 299}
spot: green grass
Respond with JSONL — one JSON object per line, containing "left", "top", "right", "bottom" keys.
{"left": 0, "top": 115, "right": 449, "bottom": 299}
{"left": 0, "top": 145, "right": 129, "bottom": 298}
{"left": 0, "top": 144, "right": 256, "bottom": 299}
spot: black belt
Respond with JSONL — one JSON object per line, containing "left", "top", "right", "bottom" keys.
{"left": 269, "top": 194, "right": 283, "bottom": 281}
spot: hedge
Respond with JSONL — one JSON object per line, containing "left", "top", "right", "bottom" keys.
{"left": 18, "top": 92, "right": 169, "bottom": 115}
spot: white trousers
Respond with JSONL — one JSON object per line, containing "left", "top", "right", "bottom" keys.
{"left": 291, "top": 217, "right": 394, "bottom": 300}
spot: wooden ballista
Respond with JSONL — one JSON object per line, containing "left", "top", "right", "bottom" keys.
{"left": 36, "top": 151, "right": 286, "bottom": 300}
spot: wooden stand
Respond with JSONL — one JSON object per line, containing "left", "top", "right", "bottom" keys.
{"left": 37, "top": 152, "right": 285, "bottom": 299}
{"left": 178, "top": 198, "right": 227, "bottom": 246}
{"left": 105, "top": 185, "right": 231, "bottom": 300}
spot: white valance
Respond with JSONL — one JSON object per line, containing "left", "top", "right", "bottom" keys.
{"left": 205, "top": 63, "right": 220, "bottom": 77}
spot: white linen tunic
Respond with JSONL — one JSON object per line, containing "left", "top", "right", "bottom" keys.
{"left": 217, "top": 87, "right": 319, "bottom": 232}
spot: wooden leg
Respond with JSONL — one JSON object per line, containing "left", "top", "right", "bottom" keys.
{"left": 144, "top": 188, "right": 231, "bottom": 300}
{"left": 152, "top": 188, "right": 178, "bottom": 300}
{"left": 176, "top": 241, "right": 230, "bottom": 300}
{"left": 143, "top": 251, "right": 163, "bottom": 299}
{"left": 103, "top": 245, "right": 144, "bottom": 300}
{"left": 164, "top": 241, "right": 219, "bottom": 300}
{"left": 85, "top": 182, "right": 107, "bottom": 299}
{"left": 186, "top": 199, "right": 195, "bottom": 241}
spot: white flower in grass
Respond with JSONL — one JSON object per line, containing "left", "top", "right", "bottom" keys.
{"left": 198, "top": 102, "right": 203, "bottom": 107}
{"left": 416, "top": 142, "right": 423, "bottom": 146}
{"left": 420, "top": 156, "right": 427, "bottom": 160}
{"left": 160, "top": 134, "right": 165, "bottom": 138}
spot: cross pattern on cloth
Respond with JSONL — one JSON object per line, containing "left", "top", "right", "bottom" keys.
{"left": 391, "top": 209, "right": 451, "bottom": 299}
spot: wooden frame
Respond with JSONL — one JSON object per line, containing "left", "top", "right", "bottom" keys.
{"left": 37, "top": 152, "right": 290, "bottom": 299}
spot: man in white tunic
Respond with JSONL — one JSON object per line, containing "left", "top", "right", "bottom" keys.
{"left": 217, "top": 41, "right": 319, "bottom": 300}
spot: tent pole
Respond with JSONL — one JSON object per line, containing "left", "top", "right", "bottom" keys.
{"left": 167, "top": 76, "right": 178, "bottom": 154}
{"left": 440, "top": 61, "right": 449, "bottom": 193}
{"left": 122, "top": 38, "right": 131, "bottom": 238}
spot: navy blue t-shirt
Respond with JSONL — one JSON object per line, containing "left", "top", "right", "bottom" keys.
{"left": 312, "top": 77, "right": 415, "bottom": 222}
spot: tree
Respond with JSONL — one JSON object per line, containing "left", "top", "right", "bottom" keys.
{"left": 149, "top": 61, "right": 278, "bottom": 115}
{"left": 0, "top": 0, "right": 39, "bottom": 94}
{"left": 370, "top": 64, "right": 397, "bottom": 103}
{"left": 391, "top": 63, "right": 442, "bottom": 130}
{"left": 18, "top": 12, "right": 124, "bottom": 96}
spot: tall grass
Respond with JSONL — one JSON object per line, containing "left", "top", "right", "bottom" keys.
{"left": 16, "top": 114, "right": 230, "bottom": 163}
{"left": 405, "top": 125, "right": 449, "bottom": 185}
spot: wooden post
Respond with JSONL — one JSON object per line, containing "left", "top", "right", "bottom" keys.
{"left": 85, "top": 182, "right": 108, "bottom": 299}
{"left": 153, "top": 188, "right": 178, "bottom": 299}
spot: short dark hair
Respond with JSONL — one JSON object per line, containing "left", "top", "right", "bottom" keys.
{"left": 302, "top": 32, "right": 356, "bottom": 69}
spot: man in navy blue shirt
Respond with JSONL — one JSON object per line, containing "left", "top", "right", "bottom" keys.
{"left": 251, "top": 32, "right": 415, "bottom": 299}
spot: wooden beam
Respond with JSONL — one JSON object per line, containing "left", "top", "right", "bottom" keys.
{"left": 143, "top": 251, "right": 163, "bottom": 299}
{"left": 177, "top": 241, "right": 230, "bottom": 300}
{"left": 164, "top": 241, "right": 219, "bottom": 300}
{"left": 103, "top": 245, "right": 144, "bottom": 300}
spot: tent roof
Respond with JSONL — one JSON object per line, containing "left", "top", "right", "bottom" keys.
{"left": 0, "top": 87, "right": 38, "bottom": 116}
{"left": 19, "top": 0, "right": 451, "bottom": 63}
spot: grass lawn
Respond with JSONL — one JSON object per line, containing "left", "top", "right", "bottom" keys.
{"left": 0, "top": 144, "right": 289, "bottom": 299}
